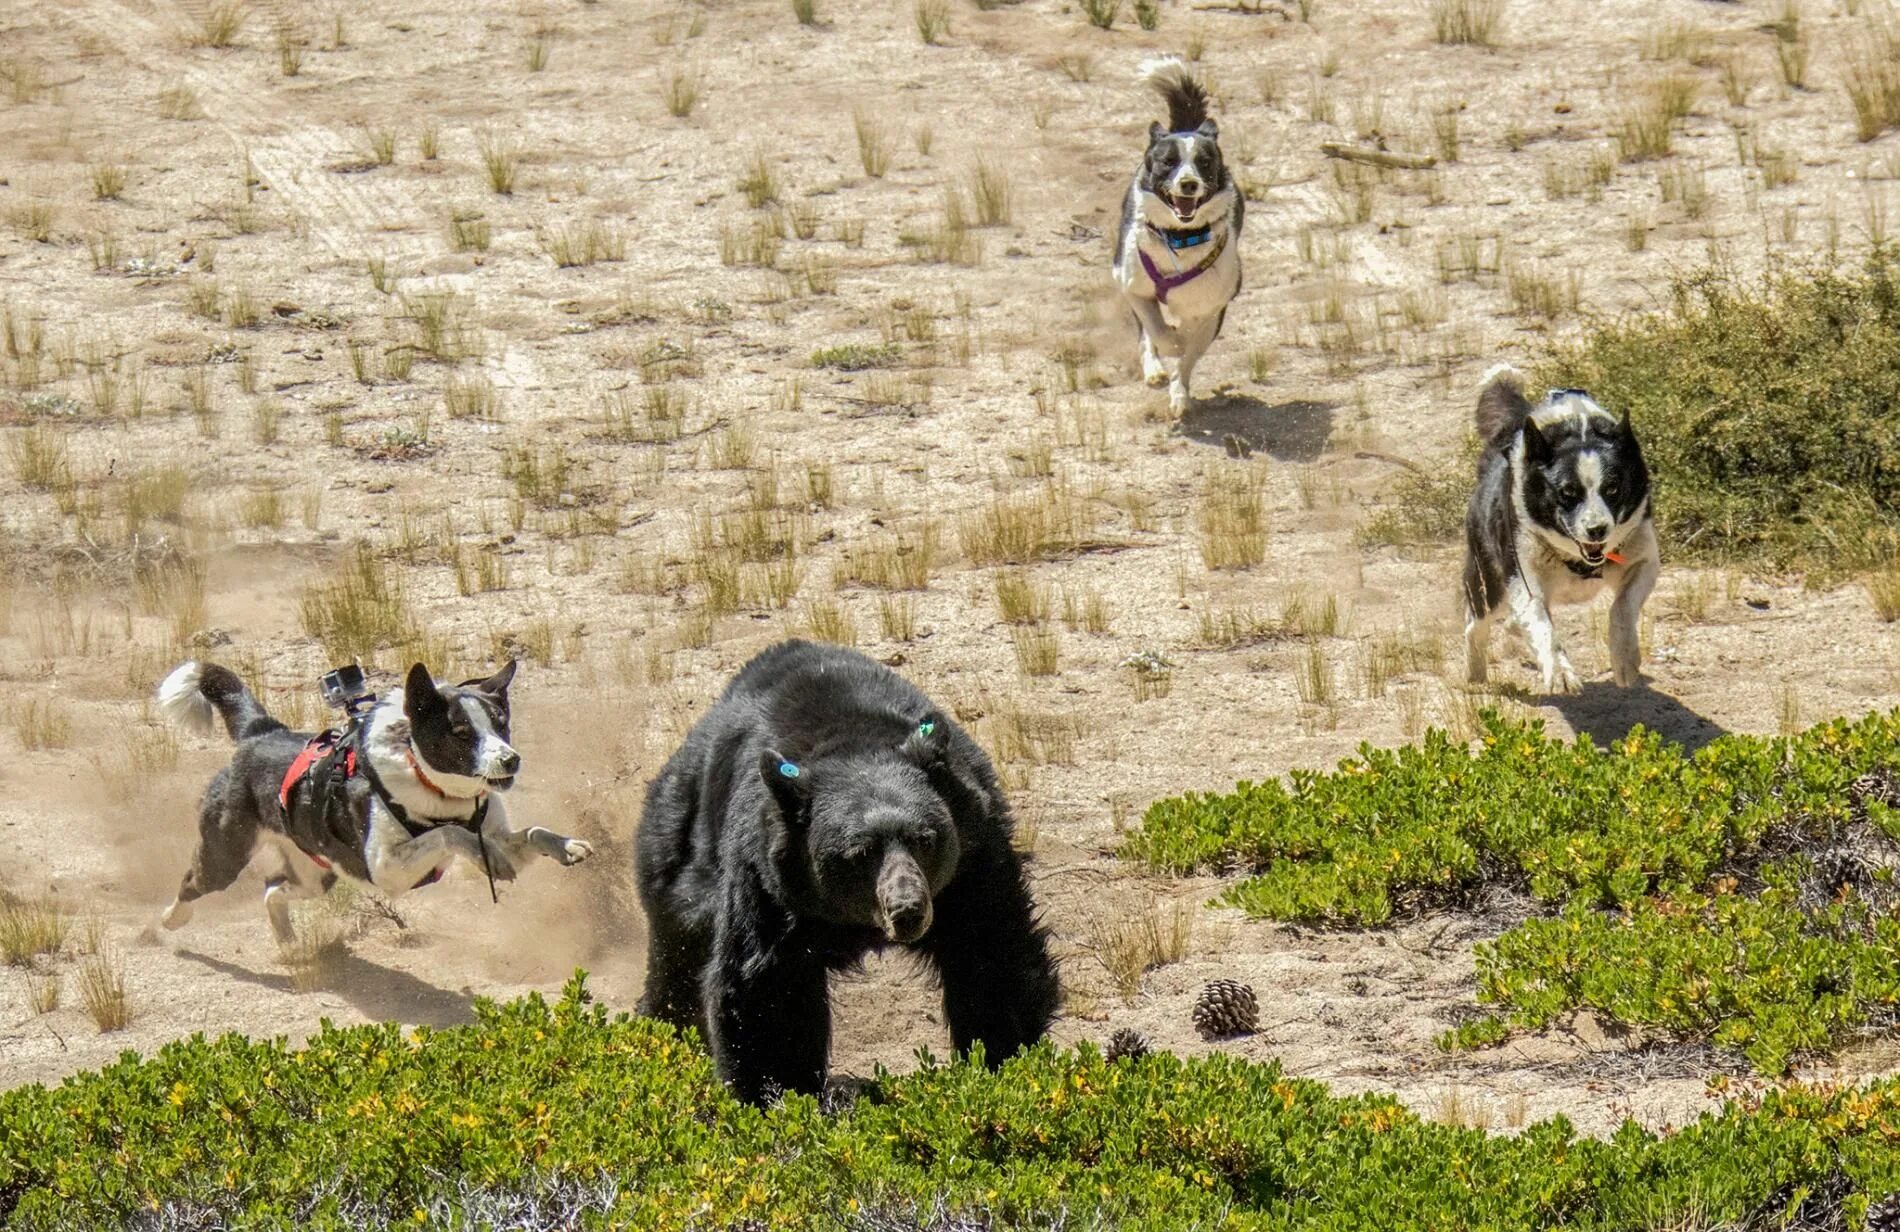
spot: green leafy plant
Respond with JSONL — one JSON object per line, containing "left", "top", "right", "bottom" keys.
{"left": 4, "top": 974, "right": 1900, "bottom": 1228}
{"left": 1126, "top": 708, "right": 1900, "bottom": 1072}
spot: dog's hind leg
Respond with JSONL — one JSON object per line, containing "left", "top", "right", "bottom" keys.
{"left": 163, "top": 791, "right": 259, "bottom": 931}
{"left": 1464, "top": 613, "right": 1491, "bottom": 685}
{"left": 262, "top": 878, "right": 296, "bottom": 944}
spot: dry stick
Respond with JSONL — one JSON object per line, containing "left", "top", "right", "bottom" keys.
{"left": 1320, "top": 142, "right": 1437, "bottom": 170}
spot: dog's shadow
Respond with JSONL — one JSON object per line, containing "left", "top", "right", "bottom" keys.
{"left": 1547, "top": 681, "right": 1727, "bottom": 754}
{"left": 1177, "top": 393, "right": 1335, "bottom": 463}
{"left": 177, "top": 947, "right": 477, "bottom": 1028}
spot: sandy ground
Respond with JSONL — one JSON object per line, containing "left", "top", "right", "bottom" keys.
{"left": 2, "top": 0, "right": 1899, "bottom": 1137}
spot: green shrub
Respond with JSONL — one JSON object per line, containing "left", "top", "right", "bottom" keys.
{"left": 1464, "top": 880, "right": 1900, "bottom": 1074}
{"left": 1125, "top": 710, "right": 1900, "bottom": 1071}
{"left": 3, "top": 974, "right": 1900, "bottom": 1228}
{"left": 1538, "top": 251, "right": 1900, "bottom": 574}
{"left": 1125, "top": 710, "right": 1900, "bottom": 924}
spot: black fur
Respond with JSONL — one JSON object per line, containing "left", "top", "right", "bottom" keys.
{"left": 195, "top": 663, "right": 286, "bottom": 743}
{"left": 634, "top": 640, "right": 1059, "bottom": 1105}
{"left": 1464, "top": 384, "right": 1651, "bottom": 619}
{"left": 408, "top": 660, "right": 518, "bottom": 788}
{"left": 1150, "top": 65, "right": 1211, "bottom": 133}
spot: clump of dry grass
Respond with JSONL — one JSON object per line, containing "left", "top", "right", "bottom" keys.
{"left": 854, "top": 107, "right": 893, "bottom": 178}
{"left": 10, "top": 698, "right": 73, "bottom": 750}
{"left": 192, "top": 1, "right": 248, "bottom": 49}
{"left": 994, "top": 570, "right": 1051, "bottom": 625}
{"left": 660, "top": 64, "right": 702, "bottom": 117}
{"left": 78, "top": 951, "right": 132, "bottom": 1031}
{"left": 0, "top": 892, "right": 66, "bottom": 966}
{"left": 801, "top": 598, "right": 858, "bottom": 646}
{"left": 539, "top": 220, "right": 626, "bottom": 267}
{"left": 1011, "top": 625, "right": 1060, "bottom": 676}
{"left": 477, "top": 134, "right": 519, "bottom": 195}
{"left": 1430, "top": 0, "right": 1502, "bottom": 47}
{"left": 1086, "top": 897, "right": 1191, "bottom": 1000}
{"left": 833, "top": 524, "right": 939, "bottom": 591}
{"left": 9, "top": 424, "right": 72, "bottom": 490}
{"left": 1867, "top": 559, "right": 1900, "bottom": 620}
{"left": 300, "top": 541, "right": 414, "bottom": 661}
{"left": 90, "top": 162, "right": 127, "bottom": 201}
{"left": 1197, "top": 464, "right": 1269, "bottom": 570}
{"left": 959, "top": 480, "right": 1102, "bottom": 566}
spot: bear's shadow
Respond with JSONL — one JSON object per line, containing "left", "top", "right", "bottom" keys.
{"left": 1177, "top": 394, "right": 1335, "bottom": 463}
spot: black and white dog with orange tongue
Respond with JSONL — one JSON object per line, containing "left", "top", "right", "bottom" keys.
{"left": 155, "top": 659, "right": 593, "bottom": 944}
{"left": 1463, "top": 365, "right": 1659, "bottom": 694}
{"left": 1113, "top": 56, "right": 1244, "bottom": 415}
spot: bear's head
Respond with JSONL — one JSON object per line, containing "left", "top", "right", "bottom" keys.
{"left": 759, "top": 711, "right": 962, "bottom": 944}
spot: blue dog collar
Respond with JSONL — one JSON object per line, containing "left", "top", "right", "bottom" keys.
{"left": 1155, "top": 224, "right": 1212, "bottom": 250}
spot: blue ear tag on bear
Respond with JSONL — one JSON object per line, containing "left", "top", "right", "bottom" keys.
{"left": 778, "top": 761, "right": 800, "bottom": 779}
{"left": 917, "top": 720, "right": 936, "bottom": 738}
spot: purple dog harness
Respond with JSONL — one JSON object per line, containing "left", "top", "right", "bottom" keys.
{"left": 1138, "top": 223, "right": 1229, "bottom": 305}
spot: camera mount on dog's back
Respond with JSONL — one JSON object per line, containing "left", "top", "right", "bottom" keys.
{"left": 319, "top": 664, "right": 375, "bottom": 716}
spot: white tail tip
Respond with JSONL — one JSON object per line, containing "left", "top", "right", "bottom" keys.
{"left": 1479, "top": 362, "right": 1525, "bottom": 392}
{"left": 156, "top": 661, "right": 215, "bottom": 735}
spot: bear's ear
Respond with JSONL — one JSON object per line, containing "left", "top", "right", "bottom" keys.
{"left": 760, "top": 747, "right": 810, "bottom": 820}
{"left": 902, "top": 710, "right": 949, "bottom": 765}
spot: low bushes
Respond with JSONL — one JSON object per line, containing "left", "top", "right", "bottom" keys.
{"left": 1125, "top": 710, "right": 1900, "bottom": 1072}
{"left": 2, "top": 975, "right": 1898, "bottom": 1229}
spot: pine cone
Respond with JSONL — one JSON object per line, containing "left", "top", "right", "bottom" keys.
{"left": 1192, "top": 979, "right": 1259, "bottom": 1038}
{"left": 1104, "top": 1027, "right": 1151, "bottom": 1062}
{"left": 1867, "top": 1191, "right": 1900, "bottom": 1232}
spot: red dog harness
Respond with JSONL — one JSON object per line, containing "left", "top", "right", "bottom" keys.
{"left": 277, "top": 729, "right": 468, "bottom": 890}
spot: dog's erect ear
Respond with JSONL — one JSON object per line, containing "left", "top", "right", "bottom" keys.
{"left": 404, "top": 662, "right": 447, "bottom": 721}
{"left": 1197, "top": 119, "right": 1219, "bottom": 140}
{"left": 902, "top": 710, "right": 949, "bottom": 765}
{"left": 1148, "top": 120, "right": 1166, "bottom": 144}
{"left": 461, "top": 659, "right": 517, "bottom": 699}
{"left": 760, "top": 748, "right": 811, "bottom": 821}
{"left": 1521, "top": 417, "right": 1554, "bottom": 466}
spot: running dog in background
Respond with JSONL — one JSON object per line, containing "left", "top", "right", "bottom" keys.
{"left": 1464, "top": 366, "right": 1659, "bottom": 694}
{"left": 1113, "top": 56, "right": 1244, "bottom": 415}
{"left": 156, "top": 660, "right": 593, "bottom": 943}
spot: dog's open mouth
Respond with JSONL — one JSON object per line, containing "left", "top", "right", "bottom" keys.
{"left": 1577, "top": 541, "right": 1608, "bottom": 566}
{"left": 1165, "top": 192, "right": 1201, "bottom": 223}
{"left": 485, "top": 774, "right": 516, "bottom": 791}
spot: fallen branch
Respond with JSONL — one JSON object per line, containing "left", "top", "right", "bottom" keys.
{"left": 1320, "top": 142, "right": 1437, "bottom": 170}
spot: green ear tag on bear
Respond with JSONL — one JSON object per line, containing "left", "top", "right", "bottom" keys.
{"left": 918, "top": 720, "right": 936, "bottom": 738}
{"left": 778, "top": 761, "right": 800, "bottom": 779}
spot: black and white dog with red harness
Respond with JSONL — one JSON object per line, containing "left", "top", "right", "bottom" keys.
{"left": 1113, "top": 56, "right": 1244, "bottom": 416}
{"left": 155, "top": 659, "right": 593, "bottom": 944}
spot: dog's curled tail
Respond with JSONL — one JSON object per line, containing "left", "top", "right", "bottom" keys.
{"left": 157, "top": 661, "right": 286, "bottom": 743}
{"left": 1140, "top": 56, "right": 1211, "bottom": 133}
{"left": 1475, "top": 363, "right": 1533, "bottom": 444}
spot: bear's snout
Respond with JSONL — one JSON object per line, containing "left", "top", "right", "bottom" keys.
{"left": 876, "top": 852, "right": 934, "bottom": 944}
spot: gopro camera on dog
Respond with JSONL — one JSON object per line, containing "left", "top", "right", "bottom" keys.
{"left": 319, "top": 665, "right": 372, "bottom": 712}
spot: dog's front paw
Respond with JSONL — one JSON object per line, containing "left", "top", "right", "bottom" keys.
{"left": 557, "top": 837, "right": 594, "bottom": 866}
{"left": 1542, "top": 661, "right": 1583, "bottom": 695}
{"left": 1169, "top": 383, "right": 1191, "bottom": 414}
{"left": 1612, "top": 659, "right": 1643, "bottom": 688}
{"left": 1142, "top": 360, "right": 1168, "bottom": 388}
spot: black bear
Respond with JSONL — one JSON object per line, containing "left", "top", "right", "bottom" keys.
{"left": 634, "top": 639, "right": 1059, "bottom": 1103}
